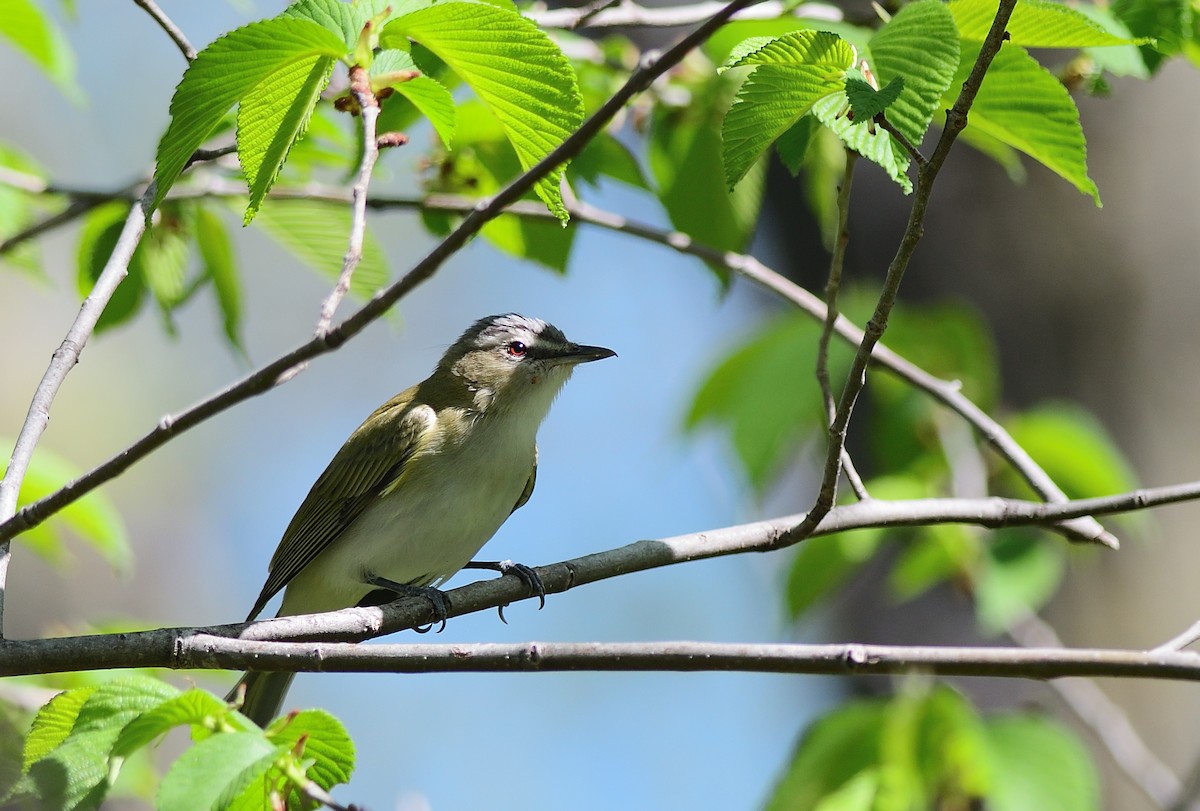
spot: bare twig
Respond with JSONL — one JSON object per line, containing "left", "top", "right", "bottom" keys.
{"left": 314, "top": 66, "right": 381, "bottom": 336}
{"left": 1155, "top": 618, "right": 1200, "bottom": 653}
{"left": 529, "top": 0, "right": 839, "bottom": 30}
{"left": 0, "top": 0, "right": 763, "bottom": 547}
{"left": 816, "top": 150, "right": 869, "bottom": 500}
{"left": 873, "top": 113, "right": 926, "bottom": 167}
{"left": 0, "top": 187, "right": 154, "bottom": 635}
{"left": 132, "top": 0, "right": 197, "bottom": 61}
{"left": 779, "top": 0, "right": 1018, "bottom": 547}
{"left": 0, "top": 489, "right": 1198, "bottom": 678}
{"left": 1008, "top": 613, "right": 1183, "bottom": 809}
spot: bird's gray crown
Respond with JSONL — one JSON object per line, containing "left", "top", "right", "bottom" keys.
{"left": 460, "top": 313, "right": 569, "bottom": 354}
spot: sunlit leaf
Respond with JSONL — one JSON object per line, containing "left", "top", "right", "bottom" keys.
{"left": 951, "top": 0, "right": 1142, "bottom": 47}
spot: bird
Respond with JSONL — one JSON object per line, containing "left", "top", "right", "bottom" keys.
{"left": 229, "top": 313, "right": 615, "bottom": 725}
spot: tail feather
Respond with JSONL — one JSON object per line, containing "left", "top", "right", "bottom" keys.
{"left": 228, "top": 671, "right": 296, "bottom": 727}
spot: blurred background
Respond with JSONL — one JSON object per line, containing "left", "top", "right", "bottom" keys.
{"left": 2, "top": 2, "right": 1200, "bottom": 809}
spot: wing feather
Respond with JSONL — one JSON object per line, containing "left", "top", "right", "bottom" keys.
{"left": 246, "top": 391, "right": 437, "bottom": 620}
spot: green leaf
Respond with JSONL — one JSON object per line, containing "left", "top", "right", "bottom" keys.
{"left": 75, "top": 203, "right": 146, "bottom": 333}
{"left": 974, "top": 530, "right": 1066, "bottom": 633}
{"left": 867, "top": 0, "right": 960, "bottom": 149}
{"left": 266, "top": 709, "right": 354, "bottom": 791}
{"left": 193, "top": 206, "right": 243, "bottom": 350}
{"left": 1111, "top": 0, "right": 1189, "bottom": 72}
{"left": 18, "top": 677, "right": 179, "bottom": 811}
{"left": 379, "top": 2, "right": 584, "bottom": 222}
{"left": 1003, "top": 404, "right": 1136, "bottom": 499}
{"left": 238, "top": 53, "right": 336, "bottom": 224}
{"left": 140, "top": 208, "right": 192, "bottom": 314}
{"left": 774, "top": 115, "right": 819, "bottom": 175}
{"left": 812, "top": 770, "right": 878, "bottom": 811}
{"left": 686, "top": 315, "right": 833, "bottom": 490}
{"left": 254, "top": 199, "right": 388, "bottom": 297}
{"left": 766, "top": 701, "right": 886, "bottom": 811}
{"left": 158, "top": 732, "right": 282, "bottom": 811}
{"left": 650, "top": 75, "right": 765, "bottom": 268}
{"left": 843, "top": 74, "right": 904, "bottom": 124}
{"left": 889, "top": 524, "right": 978, "bottom": 601}
{"left": 570, "top": 132, "right": 649, "bottom": 191}
{"left": 151, "top": 16, "right": 348, "bottom": 216}
{"left": 12, "top": 439, "right": 131, "bottom": 571}
{"left": 373, "top": 49, "right": 456, "bottom": 148}
{"left": 787, "top": 476, "right": 927, "bottom": 618}
{"left": 0, "top": 0, "right": 79, "bottom": 102}
{"left": 813, "top": 92, "right": 910, "bottom": 192}
{"left": 951, "top": 0, "right": 1142, "bottom": 47}
{"left": 720, "top": 31, "right": 856, "bottom": 187}
{"left": 954, "top": 43, "right": 1099, "bottom": 205}
{"left": 23, "top": 688, "right": 95, "bottom": 771}
{"left": 283, "top": 0, "right": 368, "bottom": 50}
{"left": 111, "top": 690, "right": 232, "bottom": 758}
{"left": 983, "top": 715, "right": 1099, "bottom": 811}
{"left": 706, "top": 19, "right": 873, "bottom": 65}
{"left": 0, "top": 143, "right": 45, "bottom": 277}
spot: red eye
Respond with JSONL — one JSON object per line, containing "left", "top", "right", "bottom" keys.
{"left": 506, "top": 341, "right": 527, "bottom": 357}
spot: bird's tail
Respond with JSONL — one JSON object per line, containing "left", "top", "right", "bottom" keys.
{"left": 227, "top": 671, "right": 296, "bottom": 727}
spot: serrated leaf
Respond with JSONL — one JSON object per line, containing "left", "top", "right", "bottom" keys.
{"left": 266, "top": 709, "right": 354, "bottom": 790}
{"left": 0, "top": 0, "right": 80, "bottom": 102}
{"left": 983, "top": 715, "right": 1099, "bottom": 811}
{"left": 954, "top": 43, "right": 1099, "bottom": 204}
{"left": 238, "top": 53, "right": 335, "bottom": 224}
{"left": 868, "top": 0, "right": 960, "bottom": 152}
{"left": 283, "top": 0, "right": 368, "bottom": 50}
{"left": 1111, "top": 0, "right": 1188, "bottom": 73}
{"left": 23, "top": 688, "right": 95, "bottom": 771}
{"left": 813, "top": 92, "right": 911, "bottom": 192}
{"left": 254, "top": 200, "right": 388, "bottom": 297}
{"left": 373, "top": 49, "right": 456, "bottom": 148}
{"left": 193, "top": 206, "right": 243, "bottom": 350}
{"left": 844, "top": 74, "right": 904, "bottom": 124}
{"left": 18, "top": 677, "right": 179, "bottom": 811}
{"left": 76, "top": 203, "right": 147, "bottom": 333}
{"left": 158, "top": 732, "right": 282, "bottom": 811}
{"left": 379, "top": 2, "right": 583, "bottom": 222}
{"left": 720, "top": 31, "right": 855, "bottom": 187}
{"left": 12, "top": 439, "right": 131, "bottom": 571}
{"left": 111, "top": 690, "right": 231, "bottom": 758}
{"left": 151, "top": 16, "right": 347, "bottom": 216}
{"left": 951, "top": 0, "right": 1142, "bottom": 47}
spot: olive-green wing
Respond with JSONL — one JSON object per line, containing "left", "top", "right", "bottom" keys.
{"left": 511, "top": 450, "right": 537, "bottom": 515}
{"left": 246, "top": 394, "right": 436, "bottom": 620}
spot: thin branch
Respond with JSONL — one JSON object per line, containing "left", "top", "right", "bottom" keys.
{"left": 816, "top": 149, "right": 869, "bottom": 500}
{"left": 177, "top": 183, "right": 1117, "bottom": 547}
{"left": 132, "top": 0, "right": 197, "bottom": 61}
{"left": 1009, "top": 612, "right": 1183, "bottom": 809}
{"left": 1155, "top": 618, "right": 1200, "bottom": 653}
{"left": 314, "top": 66, "right": 381, "bottom": 337}
{"left": 1, "top": 488, "right": 1199, "bottom": 678}
{"left": 873, "top": 113, "right": 926, "bottom": 167}
{"left": 0, "top": 0, "right": 762, "bottom": 547}
{"left": 0, "top": 187, "right": 154, "bottom": 636}
{"left": 779, "top": 0, "right": 1018, "bottom": 547}
{"left": 528, "top": 0, "right": 839, "bottom": 30}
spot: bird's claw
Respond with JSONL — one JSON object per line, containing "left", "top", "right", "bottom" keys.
{"left": 362, "top": 576, "right": 450, "bottom": 633}
{"left": 465, "top": 559, "right": 546, "bottom": 622}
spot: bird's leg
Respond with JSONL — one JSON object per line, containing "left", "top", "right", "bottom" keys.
{"left": 464, "top": 559, "right": 546, "bottom": 623}
{"left": 359, "top": 575, "right": 450, "bottom": 633}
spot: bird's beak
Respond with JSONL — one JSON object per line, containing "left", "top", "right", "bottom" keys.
{"left": 559, "top": 343, "right": 617, "bottom": 365}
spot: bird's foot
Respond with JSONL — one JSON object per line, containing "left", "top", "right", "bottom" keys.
{"left": 464, "top": 559, "right": 546, "bottom": 623}
{"left": 360, "top": 576, "right": 450, "bottom": 633}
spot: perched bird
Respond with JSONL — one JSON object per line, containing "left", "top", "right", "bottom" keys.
{"left": 231, "top": 314, "right": 615, "bottom": 725}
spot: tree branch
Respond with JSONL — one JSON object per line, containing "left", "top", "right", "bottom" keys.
{"left": 780, "top": 0, "right": 1017, "bottom": 547}
{"left": 3, "top": 487, "right": 1200, "bottom": 677}
{"left": 0, "top": 187, "right": 155, "bottom": 636}
{"left": 0, "top": 0, "right": 761, "bottom": 547}
{"left": 528, "top": 0, "right": 839, "bottom": 30}
{"left": 314, "top": 66, "right": 380, "bottom": 337}
{"left": 131, "top": 0, "right": 197, "bottom": 62}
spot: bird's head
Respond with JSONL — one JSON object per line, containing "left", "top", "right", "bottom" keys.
{"left": 441, "top": 314, "right": 615, "bottom": 414}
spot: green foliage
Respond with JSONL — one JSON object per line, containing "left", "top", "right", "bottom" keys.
{"left": 12, "top": 678, "right": 355, "bottom": 811}
{"left": 0, "top": 0, "right": 79, "bottom": 101}
{"left": 766, "top": 686, "right": 1097, "bottom": 811}
{"left": 950, "top": 0, "right": 1142, "bottom": 47}
{"left": 254, "top": 199, "right": 388, "bottom": 296}
{"left": 842, "top": 73, "right": 904, "bottom": 125}
{"left": 9, "top": 440, "right": 130, "bottom": 571}
{"left": 0, "top": 144, "right": 46, "bottom": 277}
{"left": 378, "top": 2, "right": 584, "bottom": 223}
